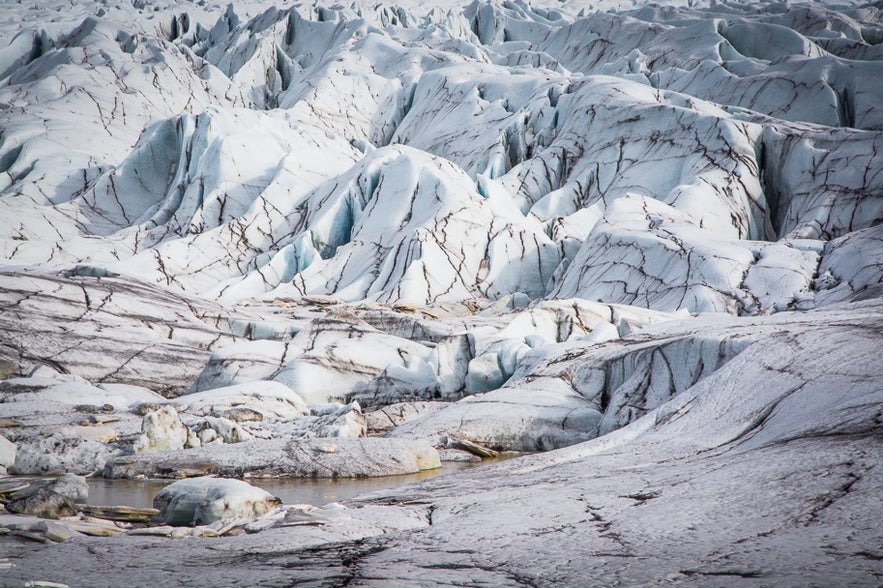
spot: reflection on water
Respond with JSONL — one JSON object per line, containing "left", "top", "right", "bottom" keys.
{"left": 85, "top": 461, "right": 491, "bottom": 509}
{"left": 86, "top": 478, "right": 169, "bottom": 509}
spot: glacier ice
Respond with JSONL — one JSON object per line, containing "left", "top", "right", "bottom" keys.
{"left": 0, "top": 0, "right": 881, "bottom": 585}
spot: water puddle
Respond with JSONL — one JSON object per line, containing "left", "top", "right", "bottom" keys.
{"left": 4, "top": 456, "right": 521, "bottom": 511}
{"left": 83, "top": 460, "right": 504, "bottom": 509}
{"left": 87, "top": 454, "right": 532, "bottom": 508}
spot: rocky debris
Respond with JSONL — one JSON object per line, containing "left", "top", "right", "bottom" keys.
{"left": 0, "top": 475, "right": 88, "bottom": 525}
{"left": 153, "top": 477, "right": 281, "bottom": 526}
{"left": 7, "top": 530, "right": 51, "bottom": 543}
{"left": 73, "top": 403, "right": 115, "bottom": 415}
{"left": 60, "top": 518, "right": 125, "bottom": 537}
{"left": 72, "top": 392, "right": 280, "bottom": 456}
{"left": 133, "top": 406, "right": 190, "bottom": 455}
{"left": 190, "top": 416, "right": 253, "bottom": 446}
{"left": 77, "top": 506, "right": 159, "bottom": 524}
{"left": 0, "top": 512, "right": 127, "bottom": 544}
{"left": 0, "top": 480, "right": 30, "bottom": 495}
{"left": 105, "top": 437, "right": 441, "bottom": 479}
{"left": 131, "top": 402, "right": 172, "bottom": 416}
{"left": 5, "top": 488, "right": 77, "bottom": 519}
{"left": 42, "top": 474, "right": 89, "bottom": 503}
{"left": 36, "top": 521, "right": 78, "bottom": 543}
{"left": 216, "top": 408, "right": 264, "bottom": 423}
{"left": 277, "top": 505, "right": 330, "bottom": 527}
{"left": 126, "top": 525, "right": 220, "bottom": 539}
{"left": 0, "top": 360, "right": 15, "bottom": 380}
{"left": 300, "top": 295, "right": 344, "bottom": 307}
{"left": 0, "top": 475, "right": 84, "bottom": 516}
{"left": 11, "top": 430, "right": 119, "bottom": 475}
{"left": 446, "top": 435, "right": 500, "bottom": 459}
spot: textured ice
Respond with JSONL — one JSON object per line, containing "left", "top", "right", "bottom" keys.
{"left": 153, "top": 476, "right": 280, "bottom": 525}
{"left": 133, "top": 405, "right": 190, "bottom": 454}
{"left": 0, "top": 0, "right": 881, "bottom": 585}
{"left": 4, "top": 1, "right": 880, "bottom": 311}
{"left": 177, "top": 381, "right": 310, "bottom": 420}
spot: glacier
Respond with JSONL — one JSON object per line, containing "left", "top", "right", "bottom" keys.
{"left": 0, "top": 0, "right": 881, "bottom": 585}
